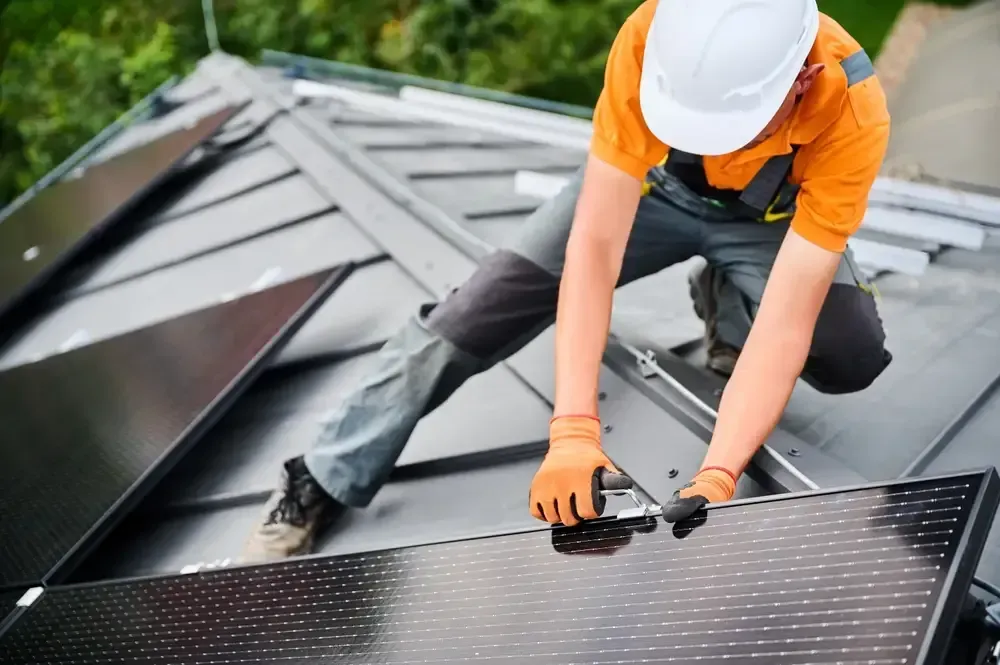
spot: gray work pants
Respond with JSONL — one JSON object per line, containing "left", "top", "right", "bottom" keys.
{"left": 304, "top": 168, "right": 890, "bottom": 507}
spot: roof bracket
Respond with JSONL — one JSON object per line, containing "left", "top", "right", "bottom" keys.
{"left": 636, "top": 349, "right": 659, "bottom": 379}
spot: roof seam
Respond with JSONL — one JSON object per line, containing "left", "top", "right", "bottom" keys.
{"left": 58, "top": 204, "right": 343, "bottom": 304}
{"left": 150, "top": 164, "right": 297, "bottom": 228}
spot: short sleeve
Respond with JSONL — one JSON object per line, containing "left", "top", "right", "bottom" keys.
{"left": 792, "top": 119, "right": 890, "bottom": 253}
{"left": 590, "top": 10, "right": 667, "bottom": 181}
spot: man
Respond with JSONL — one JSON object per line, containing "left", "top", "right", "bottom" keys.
{"left": 241, "top": 0, "right": 892, "bottom": 561}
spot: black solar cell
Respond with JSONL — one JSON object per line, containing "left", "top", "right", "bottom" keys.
{"left": 0, "top": 103, "right": 243, "bottom": 324}
{"left": 0, "top": 266, "right": 351, "bottom": 590}
{"left": 1, "top": 471, "right": 995, "bottom": 664}
{"left": 0, "top": 589, "right": 24, "bottom": 638}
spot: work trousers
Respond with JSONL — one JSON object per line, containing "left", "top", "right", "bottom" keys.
{"left": 303, "top": 167, "right": 891, "bottom": 507}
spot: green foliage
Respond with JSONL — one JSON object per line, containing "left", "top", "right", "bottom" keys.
{"left": 0, "top": 0, "right": 977, "bottom": 204}
{"left": 0, "top": 0, "right": 195, "bottom": 202}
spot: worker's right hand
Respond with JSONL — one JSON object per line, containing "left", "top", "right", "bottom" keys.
{"left": 529, "top": 415, "right": 627, "bottom": 527}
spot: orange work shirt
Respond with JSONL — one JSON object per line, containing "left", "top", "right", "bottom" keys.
{"left": 590, "top": 1, "right": 891, "bottom": 253}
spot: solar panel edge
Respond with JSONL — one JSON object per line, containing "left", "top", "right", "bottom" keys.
{"left": 711, "top": 468, "right": 996, "bottom": 514}
{"left": 913, "top": 467, "right": 1000, "bottom": 665}
{"left": 0, "top": 590, "right": 29, "bottom": 642}
{"left": 36, "top": 263, "right": 355, "bottom": 588}
{"left": 0, "top": 472, "right": 991, "bottom": 663}
{"left": 0, "top": 102, "right": 250, "bottom": 337}
{"left": 18, "top": 468, "right": 995, "bottom": 595}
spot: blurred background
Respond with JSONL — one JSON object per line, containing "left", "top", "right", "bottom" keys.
{"left": 0, "top": 0, "right": 984, "bottom": 206}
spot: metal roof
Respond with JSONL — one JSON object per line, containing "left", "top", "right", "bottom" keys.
{"left": 2, "top": 51, "right": 998, "bottom": 592}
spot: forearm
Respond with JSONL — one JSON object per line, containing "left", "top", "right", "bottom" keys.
{"left": 701, "top": 229, "right": 842, "bottom": 476}
{"left": 702, "top": 320, "right": 811, "bottom": 475}
{"left": 552, "top": 238, "right": 620, "bottom": 417}
{"left": 551, "top": 156, "right": 642, "bottom": 418}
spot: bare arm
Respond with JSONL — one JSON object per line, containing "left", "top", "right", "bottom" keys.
{"left": 552, "top": 155, "right": 644, "bottom": 417}
{"left": 701, "top": 228, "right": 842, "bottom": 474}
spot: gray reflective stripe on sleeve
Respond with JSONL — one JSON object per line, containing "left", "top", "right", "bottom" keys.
{"left": 840, "top": 49, "right": 875, "bottom": 87}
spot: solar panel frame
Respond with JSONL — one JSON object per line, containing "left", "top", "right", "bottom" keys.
{"left": 0, "top": 468, "right": 994, "bottom": 664}
{"left": 0, "top": 589, "right": 27, "bottom": 641}
{"left": 0, "top": 102, "right": 247, "bottom": 332}
{"left": 0, "top": 264, "right": 354, "bottom": 591}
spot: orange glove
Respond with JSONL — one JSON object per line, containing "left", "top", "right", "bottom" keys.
{"left": 529, "top": 415, "right": 619, "bottom": 527}
{"left": 661, "top": 467, "right": 737, "bottom": 523}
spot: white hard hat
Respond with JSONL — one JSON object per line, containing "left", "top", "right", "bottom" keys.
{"left": 639, "top": 0, "right": 820, "bottom": 156}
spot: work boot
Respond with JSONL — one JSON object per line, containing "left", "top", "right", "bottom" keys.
{"left": 240, "top": 456, "right": 346, "bottom": 563}
{"left": 688, "top": 261, "right": 740, "bottom": 377}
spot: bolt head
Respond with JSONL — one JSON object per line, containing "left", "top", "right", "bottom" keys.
{"left": 788, "top": 448, "right": 801, "bottom": 457}
{"left": 668, "top": 469, "right": 679, "bottom": 478}
{"left": 598, "top": 392, "right": 607, "bottom": 401}
{"left": 603, "top": 424, "right": 612, "bottom": 433}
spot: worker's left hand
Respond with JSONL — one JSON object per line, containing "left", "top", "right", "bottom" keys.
{"left": 661, "top": 467, "right": 738, "bottom": 523}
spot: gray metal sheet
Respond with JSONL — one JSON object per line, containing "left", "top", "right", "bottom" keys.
{"left": 157, "top": 350, "right": 552, "bottom": 502}
{"left": 322, "top": 105, "right": 421, "bottom": 127}
{"left": 0, "top": 214, "right": 380, "bottom": 370}
{"left": 921, "top": 384, "right": 1000, "bottom": 587}
{"left": 156, "top": 146, "right": 296, "bottom": 220}
{"left": 71, "top": 175, "right": 330, "bottom": 294}
{"left": 371, "top": 145, "right": 584, "bottom": 178}
{"left": 598, "top": 363, "right": 765, "bottom": 503}
{"left": 412, "top": 173, "right": 543, "bottom": 220}
{"left": 462, "top": 215, "right": 526, "bottom": 248}
{"left": 276, "top": 259, "right": 426, "bottom": 366}
{"left": 74, "top": 456, "right": 563, "bottom": 581}
{"left": 611, "top": 260, "right": 708, "bottom": 352}
{"left": 336, "top": 123, "right": 526, "bottom": 149}
{"left": 783, "top": 272, "right": 1000, "bottom": 480}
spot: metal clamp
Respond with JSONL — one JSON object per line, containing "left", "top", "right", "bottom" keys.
{"left": 600, "top": 487, "right": 661, "bottom": 520}
{"left": 636, "top": 349, "right": 659, "bottom": 379}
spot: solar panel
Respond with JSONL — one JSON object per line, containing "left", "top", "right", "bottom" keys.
{"left": 0, "top": 589, "right": 25, "bottom": 638}
{"left": 0, "top": 103, "right": 244, "bottom": 324}
{"left": 1, "top": 470, "right": 995, "bottom": 664}
{"left": 0, "top": 265, "right": 352, "bottom": 590}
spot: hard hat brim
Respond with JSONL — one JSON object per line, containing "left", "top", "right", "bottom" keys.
{"left": 638, "top": 6, "right": 819, "bottom": 156}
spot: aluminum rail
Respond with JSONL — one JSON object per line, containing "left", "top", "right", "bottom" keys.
{"left": 870, "top": 177, "right": 1000, "bottom": 227}
{"left": 863, "top": 205, "right": 985, "bottom": 251}
{"left": 292, "top": 79, "right": 590, "bottom": 152}
{"left": 262, "top": 50, "right": 595, "bottom": 119}
{"left": 398, "top": 85, "right": 593, "bottom": 139}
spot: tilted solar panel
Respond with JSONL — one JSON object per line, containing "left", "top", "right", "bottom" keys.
{"left": 0, "top": 589, "right": 24, "bottom": 638}
{"left": 0, "top": 103, "right": 244, "bottom": 325}
{"left": 0, "top": 265, "right": 352, "bottom": 590}
{"left": 0, "top": 470, "right": 995, "bottom": 664}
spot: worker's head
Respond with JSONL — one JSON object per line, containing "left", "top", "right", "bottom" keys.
{"left": 639, "top": 0, "right": 821, "bottom": 156}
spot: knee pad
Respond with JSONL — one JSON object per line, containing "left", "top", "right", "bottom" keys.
{"left": 424, "top": 250, "right": 560, "bottom": 359}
